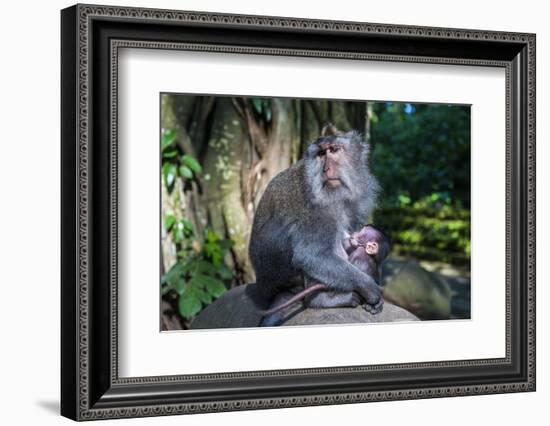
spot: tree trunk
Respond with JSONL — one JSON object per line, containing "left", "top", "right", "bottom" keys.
{"left": 203, "top": 98, "right": 255, "bottom": 282}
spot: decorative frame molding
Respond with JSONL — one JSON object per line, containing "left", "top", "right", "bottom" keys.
{"left": 61, "top": 3, "right": 535, "bottom": 421}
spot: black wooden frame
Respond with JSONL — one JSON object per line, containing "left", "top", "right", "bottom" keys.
{"left": 61, "top": 3, "right": 536, "bottom": 421}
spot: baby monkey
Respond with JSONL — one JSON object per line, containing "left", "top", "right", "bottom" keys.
{"left": 261, "top": 224, "right": 390, "bottom": 326}
{"left": 346, "top": 224, "right": 390, "bottom": 287}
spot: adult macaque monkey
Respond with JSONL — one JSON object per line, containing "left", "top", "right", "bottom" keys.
{"left": 247, "top": 124, "right": 383, "bottom": 324}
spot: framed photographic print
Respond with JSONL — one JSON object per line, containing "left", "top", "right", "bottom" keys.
{"left": 61, "top": 3, "right": 536, "bottom": 421}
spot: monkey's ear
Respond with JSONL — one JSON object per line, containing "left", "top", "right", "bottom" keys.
{"left": 321, "top": 123, "right": 340, "bottom": 136}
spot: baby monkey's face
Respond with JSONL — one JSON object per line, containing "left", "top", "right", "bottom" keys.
{"left": 365, "top": 240, "right": 379, "bottom": 255}
{"left": 350, "top": 225, "right": 390, "bottom": 262}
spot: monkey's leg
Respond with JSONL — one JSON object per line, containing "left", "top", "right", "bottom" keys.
{"left": 306, "top": 291, "right": 362, "bottom": 309}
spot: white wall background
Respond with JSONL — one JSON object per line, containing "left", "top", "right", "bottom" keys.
{"left": 0, "top": 0, "right": 546, "bottom": 424}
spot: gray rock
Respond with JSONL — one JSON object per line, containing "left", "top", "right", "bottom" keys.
{"left": 190, "top": 284, "right": 264, "bottom": 329}
{"left": 280, "top": 302, "right": 419, "bottom": 326}
{"left": 382, "top": 260, "right": 452, "bottom": 320}
{"left": 190, "top": 283, "right": 418, "bottom": 330}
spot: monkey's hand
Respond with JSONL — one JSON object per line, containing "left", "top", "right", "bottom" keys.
{"left": 363, "top": 298, "right": 384, "bottom": 315}
{"left": 359, "top": 283, "right": 383, "bottom": 314}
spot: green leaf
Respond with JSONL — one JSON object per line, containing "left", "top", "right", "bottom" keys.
{"left": 188, "top": 273, "right": 205, "bottom": 290}
{"left": 179, "top": 165, "right": 194, "bottom": 179}
{"left": 161, "top": 129, "right": 177, "bottom": 151}
{"left": 196, "top": 260, "right": 217, "bottom": 274}
{"left": 162, "top": 260, "right": 192, "bottom": 287}
{"left": 181, "top": 218, "right": 194, "bottom": 235}
{"left": 164, "top": 215, "right": 176, "bottom": 231}
{"left": 205, "top": 279, "right": 226, "bottom": 298}
{"left": 197, "top": 289, "right": 213, "bottom": 304}
{"left": 182, "top": 155, "right": 203, "bottom": 174}
{"left": 204, "top": 241, "right": 220, "bottom": 255}
{"left": 193, "top": 273, "right": 211, "bottom": 288}
{"left": 174, "top": 279, "right": 185, "bottom": 295}
{"left": 162, "top": 163, "right": 177, "bottom": 187}
{"left": 204, "top": 242, "right": 222, "bottom": 265}
{"left": 178, "top": 289, "right": 202, "bottom": 318}
{"left": 162, "top": 147, "right": 178, "bottom": 159}
{"left": 213, "top": 253, "right": 222, "bottom": 266}
{"left": 173, "top": 226, "right": 184, "bottom": 243}
{"left": 162, "top": 269, "right": 178, "bottom": 288}
{"left": 206, "top": 229, "right": 219, "bottom": 243}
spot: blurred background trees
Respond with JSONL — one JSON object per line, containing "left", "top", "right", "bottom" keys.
{"left": 370, "top": 102, "right": 471, "bottom": 265}
{"left": 159, "top": 95, "right": 470, "bottom": 329}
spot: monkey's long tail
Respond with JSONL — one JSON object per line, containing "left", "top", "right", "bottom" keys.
{"left": 262, "top": 283, "right": 327, "bottom": 316}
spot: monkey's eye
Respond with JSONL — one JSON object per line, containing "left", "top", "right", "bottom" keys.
{"left": 329, "top": 146, "right": 340, "bottom": 154}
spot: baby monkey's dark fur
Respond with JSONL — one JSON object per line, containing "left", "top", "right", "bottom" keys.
{"left": 246, "top": 124, "right": 383, "bottom": 326}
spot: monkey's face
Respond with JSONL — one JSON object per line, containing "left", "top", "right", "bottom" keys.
{"left": 316, "top": 139, "right": 348, "bottom": 188}
{"left": 309, "top": 136, "right": 359, "bottom": 193}
{"left": 304, "top": 129, "right": 371, "bottom": 208}
{"left": 365, "top": 241, "right": 379, "bottom": 255}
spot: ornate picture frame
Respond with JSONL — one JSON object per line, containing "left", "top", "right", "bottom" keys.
{"left": 61, "top": 3, "right": 535, "bottom": 421}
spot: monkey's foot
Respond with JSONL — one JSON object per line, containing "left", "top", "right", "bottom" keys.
{"left": 260, "top": 314, "right": 284, "bottom": 327}
{"left": 363, "top": 299, "right": 384, "bottom": 315}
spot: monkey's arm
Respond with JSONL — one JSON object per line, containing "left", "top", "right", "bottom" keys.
{"left": 342, "top": 232, "right": 358, "bottom": 255}
{"left": 342, "top": 228, "right": 359, "bottom": 255}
